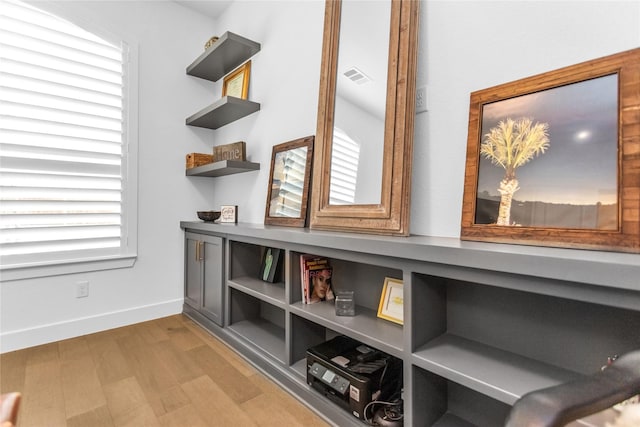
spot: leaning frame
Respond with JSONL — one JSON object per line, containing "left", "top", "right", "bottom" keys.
{"left": 461, "top": 48, "right": 640, "bottom": 253}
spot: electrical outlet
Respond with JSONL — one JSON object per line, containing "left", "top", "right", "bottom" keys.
{"left": 76, "top": 280, "right": 89, "bottom": 298}
{"left": 416, "top": 85, "right": 427, "bottom": 113}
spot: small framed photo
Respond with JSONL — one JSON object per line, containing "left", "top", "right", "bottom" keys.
{"left": 264, "top": 136, "right": 314, "bottom": 227}
{"left": 222, "top": 61, "right": 251, "bottom": 99}
{"left": 260, "top": 247, "right": 282, "bottom": 283}
{"left": 220, "top": 205, "right": 238, "bottom": 223}
{"left": 377, "top": 277, "right": 403, "bottom": 325}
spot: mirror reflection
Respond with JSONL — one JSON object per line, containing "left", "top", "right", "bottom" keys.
{"left": 329, "top": 0, "right": 391, "bottom": 205}
{"left": 269, "top": 146, "right": 309, "bottom": 217}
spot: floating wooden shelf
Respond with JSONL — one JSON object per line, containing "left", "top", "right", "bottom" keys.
{"left": 186, "top": 159, "right": 260, "bottom": 177}
{"left": 186, "top": 31, "right": 261, "bottom": 82}
{"left": 186, "top": 96, "right": 260, "bottom": 130}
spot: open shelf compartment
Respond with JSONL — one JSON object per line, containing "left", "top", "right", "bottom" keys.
{"left": 228, "top": 287, "right": 286, "bottom": 364}
{"left": 411, "top": 272, "right": 640, "bottom": 407}
{"left": 291, "top": 251, "right": 404, "bottom": 357}
{"left": 413, "top": 365, "right": 511, "bottom": 427}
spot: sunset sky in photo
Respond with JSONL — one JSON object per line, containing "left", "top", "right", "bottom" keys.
{"left": 476, "top": 73, "right": 619, "bottom": 206}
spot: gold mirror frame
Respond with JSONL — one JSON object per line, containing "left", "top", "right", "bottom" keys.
{"left": 309, "top": 0, "right": 419, "bottom": 236}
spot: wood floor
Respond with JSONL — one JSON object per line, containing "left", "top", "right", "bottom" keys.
{"left": 0, "top": 315, "right": 330, "bottom": 427}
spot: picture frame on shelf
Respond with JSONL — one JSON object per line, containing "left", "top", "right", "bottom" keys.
{"left": 220, "top": 205, "right": 238, "bottom": 223}
{"left": 260, "top": 247, "right": 281, "bottom": 283}
{"left": 222, "top": 60, "right": 251, "bottom": 99}
{"left": 264, "top": 136, "right": 314, "bottom": 228}
{"left": 461, "top": 48, "right": 640, "bottom": 253}
{"left": 377, "top": 277, "right": 403, "bottom": 325}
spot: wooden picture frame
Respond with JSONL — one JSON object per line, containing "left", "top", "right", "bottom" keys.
{"left": 222, "top": 61, "right": 251, "bottom": 99}
{"left": 461, "top": 48, "right": 640, "bottom": 253}
{"left": 377, "top": 277, "right": 403, "bottom": 325}
{"left": 264, "top": 136, "right": 314, "bottom": 227}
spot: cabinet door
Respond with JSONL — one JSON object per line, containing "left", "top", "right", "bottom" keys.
{"left": 201, "top": 235, "right": 224, "bottom": 326}
{"left": 184, "top": 233, "right": 202, "bottom": 309}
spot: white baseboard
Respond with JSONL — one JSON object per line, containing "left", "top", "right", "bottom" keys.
{"left": 0, "top": 299, "right": 183, "bottom": 353}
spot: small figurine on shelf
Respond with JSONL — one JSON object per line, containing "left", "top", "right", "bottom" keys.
{"left": 204, "top": 36, "right": 219, "bottom": 50}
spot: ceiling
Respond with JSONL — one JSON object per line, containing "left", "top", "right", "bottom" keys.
{"left": 173, "top": 0, "right": 232, "bottom": 19}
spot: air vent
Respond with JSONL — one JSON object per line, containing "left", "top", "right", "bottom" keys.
{"left": 343, "top": 67, "right": 371, "bottom": 85}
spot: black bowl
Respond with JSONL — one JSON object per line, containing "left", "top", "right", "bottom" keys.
{"left": 197, "top": 211, "right": 221, "bottom": 222}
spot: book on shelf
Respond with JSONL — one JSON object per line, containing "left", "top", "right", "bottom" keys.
{"left": 300, "top": 254, "right": 334, "bottom": 304}
{"left": 260, "top": 248, "right": 281, "bottom": 283}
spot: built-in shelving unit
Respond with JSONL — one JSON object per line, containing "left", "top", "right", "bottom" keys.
{"left": 180, "top": 222, "right": 640, "bottom": 427}
{"left": 185, "top": 159, "right": 260, "bottom": 177}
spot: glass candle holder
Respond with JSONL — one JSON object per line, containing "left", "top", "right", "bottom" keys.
{"left": 335, "top": 290, "right": 355, "bottom": 316}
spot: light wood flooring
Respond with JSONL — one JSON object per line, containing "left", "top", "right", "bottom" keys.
{"left": 0, "top": 315, "right": 330, "bottom": 427}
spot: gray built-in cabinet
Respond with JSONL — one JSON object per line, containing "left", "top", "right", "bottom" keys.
{"left": 180, "top": 221, "right": 640, "bottom": 427}
{"left": 184, "top": 232, "right": 224, "bottom": 326}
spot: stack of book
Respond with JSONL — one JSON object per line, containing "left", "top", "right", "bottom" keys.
{"left": 299, "top": 254, "right": 334, "bottom": 304}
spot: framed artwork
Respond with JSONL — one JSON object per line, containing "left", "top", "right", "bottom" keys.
{"left": 220, "top": 205, "right": 238, "bottom": 223}
{"left": 461, "top": 48, "right": 640, "bottom": 253}
{"left": 264, "top": 136, "right": 314, "bottom": 227}
{"left": 222, "top": 61, "right": 251, "bottom": 99}
{"left": 377, "top": 277, "right": 403, "bottom": 325}
{"left": 260, "top": 247, "right": 281, "bottom": 283}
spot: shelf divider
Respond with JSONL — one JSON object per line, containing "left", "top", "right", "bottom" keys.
{"left": 227, "top": 276, "right": 286, "bottom": 307}
{"left": 289, "top": 301, "right": 403, "bottom": 356}
{"left": 412, "top": 334, "right": 583, "bottom": 405}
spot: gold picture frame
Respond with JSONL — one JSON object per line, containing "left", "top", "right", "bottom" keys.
{"left": 265, "top": 136, "right": 314, "bottom": 227}
{"left": 222, "top": 61, "right": 251, "bottom": 99}
{"left": 377, "top": 277, "right": 403, "bottom": 325}
{"left": 461, "top": 48, "right": 640, "bottom": 253}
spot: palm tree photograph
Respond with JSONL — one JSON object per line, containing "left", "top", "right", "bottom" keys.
{"left": 474, "top": 73, "right": 619, "bottom": 230}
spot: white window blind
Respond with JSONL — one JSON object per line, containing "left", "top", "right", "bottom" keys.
{"left": 0, "top": 0, "right": 134, "bottom": 271}
{"left": 329, "top": 127, "right": 360, "bottom": 205}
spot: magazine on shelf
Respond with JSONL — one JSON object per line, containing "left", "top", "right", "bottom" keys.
{"left": 308, "top": 266, "right": 334, "bottom": 304}
{"left": 300, "top": 254, "right": 331, "bottom": 304}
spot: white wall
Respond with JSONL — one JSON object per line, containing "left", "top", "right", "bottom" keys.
{"left": 195, "top": 0, "right": 325, "bottom": 220}
{"left": 411, "top": 0, "right": 640, "bottom": 237}
{"left": 1, "top": 0, "right": 638, "bottom": 352}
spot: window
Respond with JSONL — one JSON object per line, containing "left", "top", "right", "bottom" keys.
{"left": 329, "top": 127, "right": 360, "bottom": 204}
{"left": 0, "top": 0, "right": 137, "bottom": 279}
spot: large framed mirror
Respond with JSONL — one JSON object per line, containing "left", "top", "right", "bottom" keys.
{"left": 309, "top": 0, "right": 419, "bottom": 236}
